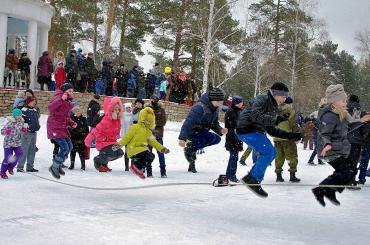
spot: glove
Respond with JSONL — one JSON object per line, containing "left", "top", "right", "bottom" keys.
{"left": 4, "top": 128, "right": 12, "bottom": 134}
{"left": 22, "top": 128, "right": 28, "bottom": 133}
{"left": 276, "top": 113, "right": 290, "bottom": 125}
{"left": 112, "top": 144, "right": 122, "bottom": 151}
{"left": 286, "top": 132, "right": 302, "bottom": 141}
{"left": 160, "top": 147, "right": 170, "bottom": 154}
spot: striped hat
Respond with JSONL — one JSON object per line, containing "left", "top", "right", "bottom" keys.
{"left": 208, "top": 88, "right": 225, "bottom": 101}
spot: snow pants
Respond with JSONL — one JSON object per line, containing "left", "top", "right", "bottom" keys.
{"left": 94, "top": 145, "right": 124, "bottom": 168}
{"left": 1, "top": 146, "right": 23, "bottom": 174}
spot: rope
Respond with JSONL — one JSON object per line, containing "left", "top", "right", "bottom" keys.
{"left": 26, "top": 172, "right": 370, "bottom": 191}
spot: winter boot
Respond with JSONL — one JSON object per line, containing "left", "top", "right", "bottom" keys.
{"left": 323, "top": 189, "right": 340, "bottom": 206}
{"left": 49, "top": 166, "right": 60, "bottom": 179}
{"left": 276, "top": 173, "right": 285, "bottom": 182}
{"left": 188, "top": 163, "right": 197, "bottom": 173}
{"left": 68, "top": 162, "right": 75, "bottom": 170}
{"left": 125, "top": 160, "right": 129, "bottom": 172}
{"left": 94, "top": 158, "right": 100, "bottom": 170}
{"left": 308, "top": 161, "right": 316, "bottom": 166}
{"left": 160, "top": 168, "right": 167, "bottom": 178}
{"left": 228, "top": 176, "right": 239, "bottom": 183}
{"left": 26, "top": 168, "right": 39, "bottom": 172}
{"left": 241, "top": 173, "right": 268, "bottom": 198}
{"left": 318, "top": 159, "right": 325, "bottom": 165}
{"left": 104, "top": 164, "right": 112, "bottom": 172}
{"left": 17, "top": 168, "right": 24, "bottom": 173}
{"left": 289, "top": 172, "right": 301, "bottom": 183}
{"left": 312, "top": 187, "right": 325, "bottom": 207}
{"left": 81, "top": 161, "right": 85, "bottom": 171}
{"left": 59, "top": 166, "right": 65, "bottom": 175}
{"left": 1, "top": 172, "right": 8, "bottom": 179}
{"left": 130, "top": 164, "right": 145, "bottom": 179}
{"left": 8, "top": 169, "right": 14, "bottom": 175}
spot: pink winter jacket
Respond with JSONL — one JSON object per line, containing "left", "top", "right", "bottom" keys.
{"left": 47, "top": 91, "right": 75, "bottom": 139}
{"left": 85, "top": 97, "right": 123, "bottom": 151}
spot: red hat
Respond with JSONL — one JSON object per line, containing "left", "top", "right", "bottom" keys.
{"left": 25, "top": 96, "right": 36, "bottom": 105}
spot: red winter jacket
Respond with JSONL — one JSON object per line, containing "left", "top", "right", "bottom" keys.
{"left": 85, "top": 97, "right": 123, "bottom": 150}
{"left": 54, "top": 67, "right": 67, "bottom": 90}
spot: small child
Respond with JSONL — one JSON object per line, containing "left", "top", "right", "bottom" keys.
{"left": 159, "top": 79, "right": 167, "bottom": 100}
{"left": 69, "top": 107, "right": 89, "bottom": 170}
{"left": 121, "top": 103, "right": 133, "bottom": 171}
{"left": 54, "top": 62, "right": 67, "bottom": 91}
{"left": 13, "top": 91, "right": 26, "bottom": 109}
{"left": 113, "top": 107, "right": 170, "bottom": 179}
{"left": 17, "top": 96, "right": 40, "bottom": 172}
{"left": 1, "top": 108, "right": 27, "bottom": 179}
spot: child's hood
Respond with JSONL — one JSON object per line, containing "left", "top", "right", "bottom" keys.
{"left": 138, "top": 107, "right": 156, "bottom": 130}
{"left": 105, "top": 97, "right": 123, "bottom": 120}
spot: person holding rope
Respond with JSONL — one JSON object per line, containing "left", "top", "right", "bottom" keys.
{"left": 312, "top": 84, "right": 370, "bottom": 206}
{"left": 47, "top": 83, "right": 77, "bottom": 179}
{"left": 236, "top": 82, "right": 302, "bottom": 197}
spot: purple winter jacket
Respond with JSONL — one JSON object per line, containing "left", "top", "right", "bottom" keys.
{"left": 47, "top": 91, "right": 75, "bottom": 139}
{"left": 37, "top": 51, "right": 53, "bottom": 77}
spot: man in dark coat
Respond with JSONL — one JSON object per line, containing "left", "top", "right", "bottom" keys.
{"left": 65, "top": 50, "right": 79, "bottom": 88}
{"left": 115, "top": 64, "right": 128, "bottom": 97}
{"left": 146, "top": 95, "right": 168, "bottom": 177}
{"left": 178, "top": 87, "right": 228, "bottom": 173}
{"left": 37, "top": 51, "right": 53, "bottom": 91}
{"left": 224, "top": 96, "right": 244, "bottom": 182}
{"left": 236, "top": 82, "right": 302, "bottom": 197}
{"left": 87, "top": 95, "right": 101, "bottom": 128}
{"left": 80, "top": 52, "right": 97, "bottom": 93}
{"left": 18, "top": 52, "right": 32, "bottom": 89}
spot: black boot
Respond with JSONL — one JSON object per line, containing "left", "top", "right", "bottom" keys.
{"left": 49, "top": 166, "right": 60, "bottom": 179}
{"left": 188, "top": 163, "right": 197, "bottom": 173}
{"left": 160, "top": 168, "right": 167, "bottom": 178}
{"left": 323, "top": 189, "right": 340, "bottom": 206}
{"left": 69, "top": 162, "right": 75, "bottom": 170}
{"left": 184, "top": 146, "right": 197, "bottom": 173}
{"left": 241, "top": 173, "right": 268, "bottom": 198}
{"left": 125, "top": 159, "right": 129, "bottom": 171}
{"left": 81, "top": 160, "right": 85, "bottom": 171}
{"left": 290, "top": 172, "right": 301, "bottom": 182}
{"left": 318, "top": 159, "right": 325, "bottom": 165}
{"left": 312, "top": 187, "right": 326, "bottom": 207}
{"left": 276, "top": 173, "right": 285, "bottom": 182}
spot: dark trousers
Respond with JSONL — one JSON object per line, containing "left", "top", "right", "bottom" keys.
{"left": 358, "top": 146, "right": 370, "bottom": 182}
{"left": 319, "top": 157, "right": 354, "bottom": 194}
{"left": 146, "top": 137, "right": 166, "bottom": 175}
{"left": 226, "top": 151, "right": 239, "bottom": 178}
{"left": 308, "top": 138, "right": 318, "bottom": 163}
{"left": 70, "top": 148, "right": 85, "bottom": 168}
{"left": 131, "top": 151, "right": 155, "bottom": 169}
{"left": 38, "top": 76, "right": 50, "bottom": 91}
{"left": 94, "top": 145, "right": 124, "bottom": 167}
{"left": 348, "top": 144, "right": 362, "bottom": 182}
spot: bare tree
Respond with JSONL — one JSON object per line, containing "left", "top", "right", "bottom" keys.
{"left": 355, "top": 29, "right": 370, "bottom": 61}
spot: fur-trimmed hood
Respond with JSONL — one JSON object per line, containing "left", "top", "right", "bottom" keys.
{"left": 104, "top": 97, "right": 123, "bottom": 120}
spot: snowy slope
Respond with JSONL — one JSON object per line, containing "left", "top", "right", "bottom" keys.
{"left": 0, "top": 115, "right": 369, "bottom": 245}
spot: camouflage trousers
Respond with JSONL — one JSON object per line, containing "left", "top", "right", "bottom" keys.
{"left": 274, "top": 140, "right": 298, "bottom": 174}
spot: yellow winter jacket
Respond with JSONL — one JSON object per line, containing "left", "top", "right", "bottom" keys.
{"left": 118, "top": 107, "right": 164, "bottom": 157}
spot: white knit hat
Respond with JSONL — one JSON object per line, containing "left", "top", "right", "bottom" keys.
{"left": 325, "top": 84, "right": 347, "bottom": 104}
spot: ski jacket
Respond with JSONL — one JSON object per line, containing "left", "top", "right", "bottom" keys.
{"left": 86, "top": 99, "right": 101, "bottom": 127}
{"left": 225, "top": 106, "right": 243, "bottom": 152}
{"left": 1, "top": 117, "right": 25, "bottom": 148}
{"left": 21, "top": 106, "right": 40, "bottom": 133}
{"left": 69, "top": 115, "right": 89, "bottom": 151}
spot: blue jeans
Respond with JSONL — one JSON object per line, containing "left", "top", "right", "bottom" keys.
{"left": 146, "top": 137, "right": 166, "bottom": 175}
{"left": 358, "top": 146, "right": 370, "bottom": 182}
{"left": 188, "top": 131, "right": 221, "bottom": 152}
{"left": 52, "top": 138, "right": 73, "bottom": 168}
{"left": 237, "top": 132, "right": 277, "bottom": 181}
{"left": 308, "top": 138, "right": 318, "bottom": 162}
{"left": 226, "top": 151, "right": 239, "bottom": 178}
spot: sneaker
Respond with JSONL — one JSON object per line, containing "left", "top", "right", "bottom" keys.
{"left": 8, "top": 169, "right": 14, "bottom": 175}
{"left": 1, "top": 173, "right": 8, "bottom": 179}
{"left": 98, "top": 165, "right": 108, "bottom": 172}
{"left": 308, "top": 161, "right": 316, "bottom": 166}
{"left": 17, "top": 168, "right": 24, "bottom": 173}
{"left": 104, "top": 165, "right": 112, "bottom": 172}
{"left": 312, "top": 187, "right": 325, "bottom": 207}
{"left": 26, "top": 168, "right": 39, "bottom": 172}
{"left": 241, "top": 173, "right": 268, "bottom": 198}
{"left": 130, "top": 165, "right": 145, "bottom": 179}
{"left": 49, "top": 166, "right": 60, "bottom": 179}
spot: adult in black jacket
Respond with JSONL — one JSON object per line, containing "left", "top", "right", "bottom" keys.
{"left": 69, "top": 107, "right": 89, "bottom": 170}
{"left": 18, "top": 52, "right": 32, "bottom": 88}
{"left": 224, "top": 96, "right": 244, "bottom": 182}
{"left": 236, "top": 82, "right": 302, "bottom": 197}
{"left": 87, "top": 95, "right": 101, "bottom": 128}
{"left": 115, "top": 64, "right": 128, "bottom": 97}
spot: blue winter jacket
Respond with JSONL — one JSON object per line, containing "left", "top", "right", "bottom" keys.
{"left": 21, "top": 106, "right": 40, "bottom": 133}
{"left": 179, "top": 94, "right": 222, "bottom": 141}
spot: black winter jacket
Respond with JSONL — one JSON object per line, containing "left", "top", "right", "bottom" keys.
{"left": 69, "top": 115, "right": 89, "bottom": 151}
{"left": 225, "top": 106, "right": 243, "bottom": 152}
{"left": 87, "top": 99, "right": 101, "bottom": 127}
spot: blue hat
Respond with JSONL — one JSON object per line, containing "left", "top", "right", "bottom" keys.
{"left": 12, "top": 108, "right": 22, "bottom": 118}
{"left": 232, "top": 96, "right": 243, "bottom": 105}
{"left": 60, "top": 83, "right": 73, "bottom": 92}
{"left": 285, "top": 96, "right": 293, "bottom": 104}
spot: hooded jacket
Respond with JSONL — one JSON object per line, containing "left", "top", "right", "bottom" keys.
{"left": 47, "top": 91, "right": 75, "bottom": 139}
{"left": 1, "top": 117, "right": 25, "bottom": 148}
{"left": 225, "top": 105, "right": 243, "bottom": 152}
{"left": 86, "top": 98, "right": 101, "bottom": 127}
{"left": 178, "top": 94, "right": 222, "bottom": 141}
{"left": 118, "top": 107, "right": 164, "bottom": 158}
{"left": 69, "top": 115, "right": 89, "bottom": 151}
{"left": 37, "top": 51, "right": 53, "bottom": 77}
{"left": 84, "top": 97, "right": 123, "bottom": 151}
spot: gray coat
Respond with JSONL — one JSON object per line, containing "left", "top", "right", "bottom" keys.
{"left": 317, "top": 106, "right": 351, "bottom": 161}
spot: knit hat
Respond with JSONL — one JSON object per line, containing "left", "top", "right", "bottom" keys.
{"left": 12, "top": 108, "right": 22, "bottom": 118}
{"left": 25, "top": 96, "right": 36, "bottom": 105}
{"left": 93, "top": 94, "right": 100, "bottom": 100}
{"left": 134, "top": 98, "right": 144, "bottom": 105}
{"left": 270, "top": 82, "right": 289, "bottom": 97}
{"left": 232, "top": 96, "right": 243, "bottom": 105}
{"left": 60, "top": 83, "right": 73, "bottom": 92}
{"left": 325, "top": 84, "right": 347, "bottom": 104}
{"left": 285, "top": 96, "right": 293, "bottom": 104}
{"left": 72, "top": 106, "right": 81, "bottom": 113}
{"left": 349, "top": 94, "right": 360, "bottom": 103}
{"left": 208, "top": 87, "right": 225, "bottom": 101}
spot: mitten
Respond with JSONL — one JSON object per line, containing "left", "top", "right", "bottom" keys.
{"left": 276, "top": 113, "right": 290, "bottom": 125}
{"left": 22, "top": 128, "right": 28, "bottom": 133}
{"left": 160, "top": 147, "right": 170, "bottom": 154}
{"left": 286, "top": 132, "right": 302, "bottom": 141}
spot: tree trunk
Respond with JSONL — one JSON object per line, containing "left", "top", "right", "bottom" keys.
{"left": 118, "top": 0, "right": 129, "bottom": 63}
{"left": 202, "top": 0, "right": 215, "bottom": 94}
{"left": 173, "top": 0, "right": 187, "bottom": 72}
{"left": 290, "top": 2, "right": 299, "bottom": 97}
{"left": 273, "top": 0, "right": 281, "bottom": 80}
{"left": 103, "top": 0, "right": 117, "bottom": 58}
{"left": 191, "top": 38, "right": 198, "bottom": 79}
{"left": 93, "top": 0, "right": 99, "bottom": 55}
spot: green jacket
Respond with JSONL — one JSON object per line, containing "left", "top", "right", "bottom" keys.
{"left": 118, "top": 107, "right": 164, "bottom": 157}
{"left": 273, "top": 104, "right": 300, "bottom": 142}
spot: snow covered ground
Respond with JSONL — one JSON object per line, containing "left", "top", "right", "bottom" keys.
{"left": 0, "top": 115, "right": 369, "bottom": 245}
